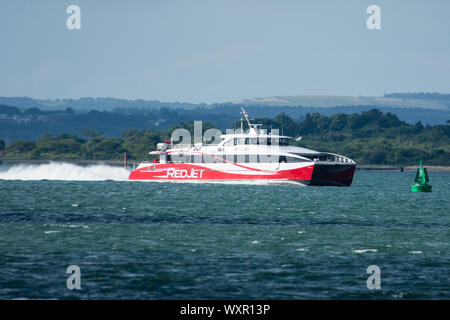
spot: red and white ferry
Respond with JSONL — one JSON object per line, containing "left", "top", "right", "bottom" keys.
{"left": 129, "top": 108, "right": 356, "bottom": 186}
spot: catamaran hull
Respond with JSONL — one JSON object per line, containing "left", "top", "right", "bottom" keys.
{"left": 128, "top": 162, "right": 355, "bottom": 186}
{"left": 301, "top": 163, "right": 356, "bottom": 186}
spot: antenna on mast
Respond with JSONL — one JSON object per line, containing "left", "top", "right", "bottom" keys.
{"left": 240, "top": 106, "right": 252, "bottom": 130}
{"left": 240, "top": 106, "right": 262, "bottom": 134}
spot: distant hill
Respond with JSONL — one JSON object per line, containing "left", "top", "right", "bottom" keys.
{"left": 233, "top": 95, "right": 376, "bottom": 108}
{"left": 2, "top": 92, "right": 450, "bottom": 112}
{"left": 1, "top": 93, "right": 450, "bottom": 143}
{"left": 2, "top": 109, "right": 449, "bottom": 165}
{"left": 0, "top": 104, "right": 236, "bottom": 143}
{"left": 384, "top": 92, "right": 450, "bottom": 101}
{"left": 0, "top": 97, "right": 208, "bottom": 112}
{"left": 233, "top": 93, "right": 450, "bottom": 110}
{"left": 1, "top": 103, "right": 450, "bottom": 144}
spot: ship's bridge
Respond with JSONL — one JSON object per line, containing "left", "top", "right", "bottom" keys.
{"left": 218, "top": 134, "right": 293, "bottom": 147}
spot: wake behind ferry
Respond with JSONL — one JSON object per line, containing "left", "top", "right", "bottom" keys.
{"left": 129, "top": 108, "right": 356, "bottom": 186}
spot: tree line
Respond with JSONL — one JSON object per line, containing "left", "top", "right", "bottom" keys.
{"left": 1, "top": 109, "right": 449, "bottom": 165}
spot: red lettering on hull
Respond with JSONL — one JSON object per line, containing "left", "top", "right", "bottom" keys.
{"left": 129, "top": 163, "right": 314, "bottom": 182}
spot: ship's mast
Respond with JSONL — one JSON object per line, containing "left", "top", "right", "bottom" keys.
{"left": 240, "top": 106, "right": 265, "bottom": 135}
{"left": 240, "top": 106, "right": 252, "bottom": 130}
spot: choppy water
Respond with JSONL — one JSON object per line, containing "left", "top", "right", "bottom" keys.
{"left": 0, "top": 163, "right": 449, "bottom": 299}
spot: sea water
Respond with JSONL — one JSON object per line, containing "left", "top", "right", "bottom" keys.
{"left": 0, "top": 163, "right": 448, "bottom": 299}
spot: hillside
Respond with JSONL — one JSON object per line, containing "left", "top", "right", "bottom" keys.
{"left": 2, "top": 102, "right": 450, "bottom": 144}
{"left": 0, "top": 97, "right": 207, "bottom": 112}
{"left": 2, "top": 92, "right": 450, "bottom": 112}
{"left": 233, "top": 93, "right": 450, "bottom": 110}
{"left": 2, "top": 109, "right": 449, "bottom": 165}
{"left": 0, "top": 104, "right": 239, "bottom": 143}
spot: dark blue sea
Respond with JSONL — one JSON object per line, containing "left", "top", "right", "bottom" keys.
{"left": 0, "top": 163, "right": 448, "bottom": 299}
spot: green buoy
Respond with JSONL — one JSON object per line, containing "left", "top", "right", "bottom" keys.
{"left": 411, "top": 160, "right": 432, "bottom": 192}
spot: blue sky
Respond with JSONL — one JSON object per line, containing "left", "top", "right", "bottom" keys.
{"left": 0, "top": 0, "right": 449, "bottom": 103}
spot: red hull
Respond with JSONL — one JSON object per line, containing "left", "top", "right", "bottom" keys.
{"left": 129, "top": 163, "right": 355, "bottom": 186}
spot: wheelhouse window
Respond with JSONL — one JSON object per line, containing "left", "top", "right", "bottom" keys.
{"left": 223, "top": 136, "right": 291, "bottom": 146}
{"left": 219, "top": 154, "right": 307, "bottom": 163}
{"left": 223, "top": 139, "right": 233, "bottom": 146}
{"left": 286, "top": 156, "right": 307, "bottom": 163}
{"left": 294, "top": 153, "right": 336, "bottom": 162}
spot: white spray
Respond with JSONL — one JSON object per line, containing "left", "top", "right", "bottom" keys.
{"left": 0, "top": 162, "right": 130, "bottom": 181}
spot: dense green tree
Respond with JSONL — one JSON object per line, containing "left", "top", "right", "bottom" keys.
{"left": 330, "top": 113, "right": 347, "bottom": 131}
{"left": 274, "top": 113, "right": 298, "bottom": 136}
{"left": 82, "top": 128, "right": 103, "bottom": 139}
{"left": 81, "top": 136, "right": 125, "bottom": 160}
{"left": 6, "top": 140, "right": 35, "bottom": 153}
{"left": 121, "top": 129, "right": 164, "bottom": 160}
{"left": 2, "top": 110, "right": 449, "bottom": 165}
{"left": 5, "top": 140, "right": 37, "bottom": 159}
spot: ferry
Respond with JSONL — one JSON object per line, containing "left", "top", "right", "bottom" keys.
{"left": 129, "top": 108, "right": 356, "bottom": 186}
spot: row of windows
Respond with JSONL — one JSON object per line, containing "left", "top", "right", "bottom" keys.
{"left": 166, "top": 154, "right": 308, "bottom": 164}
{"left": 223, "top": 138, "right": 290, "bottom": 146}
{"left": 292, "top": 153, "right": 352, "bottom": 163}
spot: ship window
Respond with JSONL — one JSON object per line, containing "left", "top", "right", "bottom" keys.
{"left": 190, "top": 154, "right": 203, "bottom": 163}
{"left": 224, "top": 139, "right": 237, "bottom": 146}
{"left": 263, "top": 138, "right": 279, "bottom": 146}
{"left": 257, "top": 155, "right": 272, "bottom": 163}
{"left": 203, "top": 154, "right": 225, "bottom": 163}
{"left": 231, "top": 154, "right": 265, "bottom": 163}
{"left": 229, "top": 154, "right": 259, "bottom": 163}
{"left": 293, "top": 154, "right": 316, "bottom": 161}
{"left": 258, "top": 137, "right": 278, "bottom": 146}
{"left": 223, "top": 154, "right": 234, "bottom": 163}
{"left": 234, "top": 154, "right": 246, "bottom": 163}
{"left": 231, "top": 155, "right": 308, "bottom": 163}
{"left": 286, "top": 156, "right": 307, "bottom": 163}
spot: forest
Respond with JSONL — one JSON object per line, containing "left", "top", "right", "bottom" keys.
{"left": 1, "top": 109, "right": 449, "bottom": 165}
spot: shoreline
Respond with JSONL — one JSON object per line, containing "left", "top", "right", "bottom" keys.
{"left": 2, "top": 160, "right": 450, "bottom": 172}
{"left": 2, "top": 159, "right": 129, "bottom": 166}
{"left": 356, "top": 165, "right": 450, "bottom": 172}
